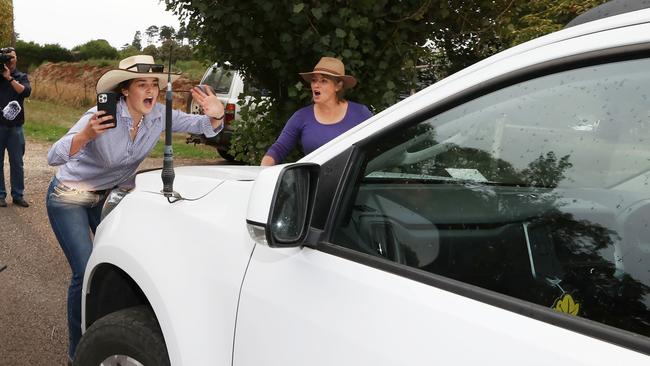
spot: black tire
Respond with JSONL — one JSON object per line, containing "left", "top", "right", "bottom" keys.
{"left": 217, "top": 147, "right": 236, "bottom": 161}
{"left": 74, "top": 306, "right": 170, "bottom": 366}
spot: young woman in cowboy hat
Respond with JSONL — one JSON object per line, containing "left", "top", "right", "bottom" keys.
{"left": 261, "top": 56, "right": 372, "bottom": 166}
{"left": 45, "top": 54, "right": 225, "bottom": 362}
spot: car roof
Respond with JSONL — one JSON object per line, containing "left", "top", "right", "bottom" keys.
{"left": 566, "top": 0, "right": 650, "bottom": 28}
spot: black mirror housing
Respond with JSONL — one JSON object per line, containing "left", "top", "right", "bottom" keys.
{"left": 267, "top": 164, "right": 320, "bottom": 247}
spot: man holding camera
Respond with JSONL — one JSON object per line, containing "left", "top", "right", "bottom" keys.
{"left": 0, "top": 47, "right": 31, "bottom": 208}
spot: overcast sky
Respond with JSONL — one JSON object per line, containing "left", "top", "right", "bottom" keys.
{"left": 14, "top": 0, "right": 182, "bottom": 49}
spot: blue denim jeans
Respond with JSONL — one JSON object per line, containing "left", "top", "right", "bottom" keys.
{"left": 45, "top": 177, "right": 107, "bottom": 359}
{"left": 0, "top": 125, "right": 25, "bottom": 200}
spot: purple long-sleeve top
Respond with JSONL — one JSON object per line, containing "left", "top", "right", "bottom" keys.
{"left": 265, "top": 101, "right": 372, "bottom": 163}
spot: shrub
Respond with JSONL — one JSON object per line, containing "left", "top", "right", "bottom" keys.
{"left": 72, "top": 39, "right": 118, "bottom": 61}
{"left": 230, "top": 93, "right": 302, "bottom": 164}
{"left": 15, "top": 40, "right": 74, "bottom": 71}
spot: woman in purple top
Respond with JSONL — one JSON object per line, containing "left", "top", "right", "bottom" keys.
{"left": 261, "top": 57, "right": 372, "bottom": 165}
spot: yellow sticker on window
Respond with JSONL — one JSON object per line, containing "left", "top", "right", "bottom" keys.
{"left": 553, "top": 294, "right": 580, "bottom": 316}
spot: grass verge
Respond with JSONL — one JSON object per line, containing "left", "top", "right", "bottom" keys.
{"left": 24, "top": 98, "right": 220, "bottom": 160}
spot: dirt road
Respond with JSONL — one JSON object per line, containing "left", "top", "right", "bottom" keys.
{"left": 0, "top": 139, "right": 219, "bottom": 365}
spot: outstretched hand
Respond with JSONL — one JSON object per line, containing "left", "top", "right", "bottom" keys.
{"left": 191, "top": 85, "right": 225, "bottom": 119}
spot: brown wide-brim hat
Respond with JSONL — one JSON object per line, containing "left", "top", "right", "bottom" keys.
{"left": 299, "top": 57, "right": 357, "bottom": 89}
{"left": 96, "top": 55, "right": 181, "bottom": 93}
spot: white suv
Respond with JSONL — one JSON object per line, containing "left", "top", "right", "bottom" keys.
{"left": 187, "top": 62, "right": 245, "bottom": 161}
{"left": 75, "top": 7, "right": 650, "bottom": 366}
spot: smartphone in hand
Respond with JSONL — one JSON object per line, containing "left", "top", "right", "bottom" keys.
{"left": 97, "top": 92, "right": 117, "bottom": 128}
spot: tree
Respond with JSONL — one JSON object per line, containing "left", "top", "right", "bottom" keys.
{"left": 72, "top": 39, "right": 118, "bottom": 60}
{"left": 165, "top": 0, "right": 607, "bottom": 164}
{"left": 166, "top": 0, "right": 435, "bottom": 163}
{"left": 0, "top": 0, "right": 13, "bottom": 46}
{"left": 145, "top": 25, "right": 160, "bottom": 45}
{"left": 142, "top": 44, "right": 158, "bottom": 58}
{"left": 40, "top": 43, "right": 75, "bottom": 63}
{"left": 175, "top": 25, "right": 188, "bottom": 45}
{"left": 498, "top": 1, "right": 610, "bottom": 46}
{"left": 424, "top": 0, "right": 608, "bottom": 75}
{"left": 119, "top": 45, "right": 141, "bottom": 59}
{"left": 132, "top": 31, "right": 142, "bottom": 51}
{"left": 159, "top": 39, "right": 192, "bottom": 61}
{"left": 15, "top": 40, "right": 74, "bottom": 70}
{"left": 159, "top": 25, "right": 176, "bottom": 42}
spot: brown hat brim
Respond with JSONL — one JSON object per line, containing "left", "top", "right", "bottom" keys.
{"left": 299, "top": 71, "right": 357, "bottom": 89}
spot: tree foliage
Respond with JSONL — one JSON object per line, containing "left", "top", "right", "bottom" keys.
{"left": 165, "top": 0, "right": 608, "bottom": 164}
{"left": 72, "top": 39, "right": 118, "bottom": 60}
{"left": 169, "top": 0, "right": 439, "bottom": 108}
{"left": 119, "top": 45, "right": 142, "bottom": 59}
{"left": 132, "top": 31, "right": 142, "bottom": 51}
{"left": 0, "top": 0, "right": 13, "bottom": 47}
{"left": 175, "top": 25, "right": 190, "bottom": 45}
{"left": 142, "top": 44, "right": 158, "bottom": 57}
{"left": 145, "top": 25, "right": 160, "bottom": 46}
{"left": 15, "top": 40, "right": 74, "bottom": 70}
{"left": 426, "top": 0, "right": 608, "bottom": 75}
{"left": 159, "top": 26, "right": 176, "bottom": 42}
{"left": 166, "top": 0, "right": 436, "bottom": 163}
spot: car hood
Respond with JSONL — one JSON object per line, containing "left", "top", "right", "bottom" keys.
{"left": 134, "top": 165, "right": 264, "bottom": 199}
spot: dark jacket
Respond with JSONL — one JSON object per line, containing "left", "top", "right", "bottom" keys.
{"left": 0, "top": 69, "right": 32, "bottom": 127}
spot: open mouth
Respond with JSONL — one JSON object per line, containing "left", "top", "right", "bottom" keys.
{"left": 143, "top": 96, "right": 154, "bottom": 107}
{"left": 313, "top": 91, "right": 321, "bottom": 97}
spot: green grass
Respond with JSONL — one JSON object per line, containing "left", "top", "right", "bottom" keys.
{"left": 173, "top": 60, "right": 211, "bottom": 81}
{"left": 23, "top": 99, "right": 87, "bottom": 141}
{"left": 149, "top": 136, "right": 218, "bottom": 159}
{"left": 25, "top": 98, "right": 219, "bottom": 160}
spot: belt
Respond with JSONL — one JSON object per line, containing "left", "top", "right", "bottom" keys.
{"left": 52, "top": 177, "right": 111, "bottom": 195}
{"left": 50, "top": 177, "right": 111, "bottom": 207}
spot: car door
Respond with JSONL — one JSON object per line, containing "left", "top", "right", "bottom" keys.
{"left": 233, "top": 50, "right": 650, "bottom": 365}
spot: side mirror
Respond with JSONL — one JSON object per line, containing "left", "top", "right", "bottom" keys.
{"left": 246, "top": 163, "right": 319, "bottom": 247}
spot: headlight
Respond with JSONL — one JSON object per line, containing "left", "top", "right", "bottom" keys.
{"left": 101, "top": 188, "right": 130, "bottom": 220}
{"left": 247, "top": 222, "right": 268, "bottom": 246}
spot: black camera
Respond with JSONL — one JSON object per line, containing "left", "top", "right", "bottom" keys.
{"left": 0, "top": 47, "right": 14, "bottom": 65}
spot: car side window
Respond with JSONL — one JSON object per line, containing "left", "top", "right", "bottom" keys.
{"left": 331, "top": 58, "right": 650, "bottom": 338}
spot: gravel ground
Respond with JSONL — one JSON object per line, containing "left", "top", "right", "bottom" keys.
{"left": 0, "top": 138, "right": 221, "bottom": 365}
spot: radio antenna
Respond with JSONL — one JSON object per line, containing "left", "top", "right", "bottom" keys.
{"left": 161, "top": 42, "right": 178, "bottom": 202}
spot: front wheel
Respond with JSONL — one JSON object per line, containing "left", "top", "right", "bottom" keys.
{"left": 74, "top": 306, "right": 170, "bottom": 366}
{"left": 217, "top": 146, "right": 236, "bottom": 162}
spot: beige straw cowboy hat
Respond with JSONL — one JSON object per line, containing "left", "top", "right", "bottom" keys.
{"left": 96, "top": 55, "right": 180, "bottom": 93}
{"left": 299, "top": 57, "right": 357, "bottom": 89}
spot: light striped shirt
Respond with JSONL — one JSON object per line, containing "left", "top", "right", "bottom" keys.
{"left": 47, "top": 99, "right": 222, "bottom": 191}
